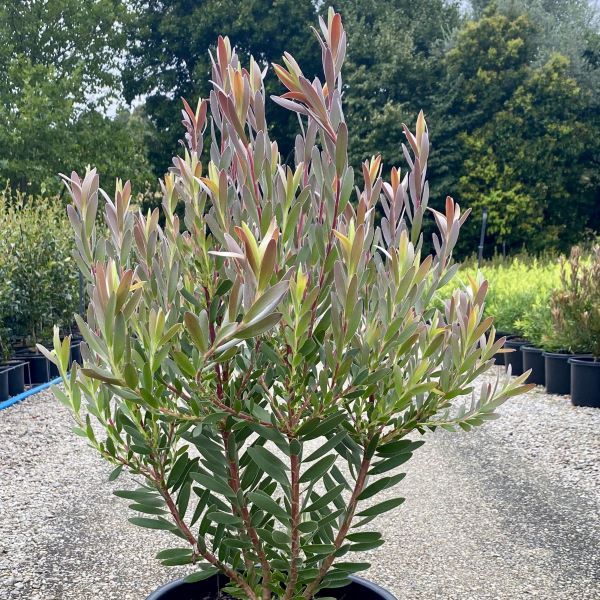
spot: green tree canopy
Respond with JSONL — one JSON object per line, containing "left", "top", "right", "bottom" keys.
{"left": 123, "top": 0, "right": 322, "bottom": 174}
{"left": 0, "top": 0, "right": 153, "bottom": 193}
{"left": 433, "top": 4, "right": 600, "bottom": 255}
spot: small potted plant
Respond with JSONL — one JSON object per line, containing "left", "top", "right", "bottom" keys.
{"left": 548, "top": 247, "right": 600, "bottom": 407}
{"left": 517, "top": 289, "right": 558, "bottom": 387}
{"left": 42, "top": 11, "right": 532, "bottom": 599}
{"left": 544, "top": 247, "right": 599, "bottom": 403}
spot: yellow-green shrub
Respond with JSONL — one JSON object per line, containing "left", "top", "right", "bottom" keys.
{"left": 436, "top": 254, "right": 562, "bottom": 345}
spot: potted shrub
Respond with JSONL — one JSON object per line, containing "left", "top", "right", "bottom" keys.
{"left": 516, "top": 279, "right": 559, "bottom": 386}
{"left": 0, "top": 186, "right": 79, "bottom": 384}
{"left": 42, "top": 11, "right": 532, "bottom": 599}
{"left": 481, "top": 258, "right": 532, "bottom": 375}
{"left": 544, "top": 247, "right": 594, "bottom": 394}
{"left": 549, "top": 247, "right": 600, "bottom": 407}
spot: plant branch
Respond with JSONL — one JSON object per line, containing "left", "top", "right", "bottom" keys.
{"left": 302, "top": 453, "right": 371, "bottom": 599}
{"left": 221, "top": 429, "right": 272, "bottom": 600}
{"left": 156, "top": 461, "right": 260, "bottom": 600}
{"left": 284, "top": 450, "right": 302, "bottom": 600}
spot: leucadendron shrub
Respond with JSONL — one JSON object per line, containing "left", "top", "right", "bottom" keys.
{"left": 43, "top": 11, "right": 532, "bottom": 600}
{"left": 550, "top": 246, "right": 600, "bottom": 357}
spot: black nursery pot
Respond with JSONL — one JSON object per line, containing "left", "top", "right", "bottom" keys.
{"left": 521, "top": 346, "right": 545, "bottom": 385}
{"left": 1, "top": 361, "right": 26, "bottom": 396}
{"left": 146, "top": 574, "right": 397, "bottom": 600}
{"left": 503, "top": 338, "right": 528, "bottom": 376}
{"left": 543, "top": 351, "right": 574, "bottom": 395}
{"left": 0, "top": 366, "right": 8, "bottom": 402}
{"left": 70, "top": 341, "right": 82, "bottom": 366}
{"left": 493, "top": 331, "right": 512, "bottom": 365}
{"left": 569, "top": 357, "right": 600, "bottom": 408}
{"left": 14, "top": 350, "right": 50, "bottom": 385}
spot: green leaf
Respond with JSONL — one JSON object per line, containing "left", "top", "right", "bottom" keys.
{"left": 304, "top": 430, "right": 347, "bottom": 462}
{"left": 234, "top": 312, "right": 283, "bottom": 339}
{"left": 368, "top": 453, "right": 413, "bottom": 476}
{"left": 375, "top": 439, "right": 424, "bottom": 457}
{"left": 243, "top": 281, "right": 288, "bottom": 323}
{"left": 206, "top": 511, "right": 243, "bottom": 526}
{"left": 303, "top": 543, "right": 336, "bottom": 554}
{"left": 128, "top": 517, "right": 174, "bottom": 530}
{"left": 114, "top": 489, "right": 163, "bottom": 504}
{"left": 357, "top": 473, "right": 406, "bottom": 501}
{"left": 248, "top": 491, "right": 289, "bottom": 524}
{"left": 246, "top": 445, "right": 289, "bottom": 487}
{"left": 155, "top": 548, "right": 193, "bottom": 560}
{"left": 297, "top": 412, "right": 346, "bottom": 440}
{"left": 129, "top": 503, "right": 167, "bottom": 515}
{"left": 299, "top": 454, "right": 336, "bottom": 484}
{"left": 184, "top": 566, "right": 219, "bottom": 583}
{"left": 298, "top": 520, "right": 319, "bottom": 533}
{"left": 190, "top": 472, "right": 236, "bottom": 498}
{"left": 303, "top": 484, "right": 345, "bottom": 513}
{"left": 345, "top": 532, "right": 381, "bottom": 543}
{"left": 108, "top": 465, "right": 123, "bottom": 481}
{"left": 184, "top": 311, "right": 209, "bottom": 352}
{"left": 355, "top": 497, "right": 405, "bottom": 517}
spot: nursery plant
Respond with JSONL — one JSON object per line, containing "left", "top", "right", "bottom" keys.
{"left": 43, "top": 10, "right": 532, "bottom": 599}
{"left": 550, "top": 246, "right": 600, "bottom": 357}
{"left": 0, "top": 187, "right": 79, "bottom": 348}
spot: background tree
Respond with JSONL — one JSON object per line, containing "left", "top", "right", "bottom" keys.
{"left": 336, "top": 0, "right": 462, "bottom": 174}
{"left": 432, "top": 3, "right": 600, "bottom": 255}
{"left": 123, "top": 0, "right": 322, "bottom": 175}
{"left": 0, "top": 0, "right": 153, "bottom": 193}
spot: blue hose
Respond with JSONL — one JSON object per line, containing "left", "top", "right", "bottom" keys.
{"left": 0, "top": 376, "right": 63, "bottom": 411}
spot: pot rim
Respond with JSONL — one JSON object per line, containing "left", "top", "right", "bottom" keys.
{"left": 521, "top": 345, "right": 544, "bottom": 354}
{"left": 503, "top": 338, "right": 529, "bottom": 347}
{"left": 146, "top": 574, "right": 397, "bottom": 600}
{"left": 568, "top": 356, "right": 600, "bottom": 366}
{"left": 543, "top": 351, "right": 593, "bottom": 359}
{"left": 13, "top": 350, "right": 48, "bottom": 358}
{"left": 0, "top": 361, "right": 26, "bottom": 372}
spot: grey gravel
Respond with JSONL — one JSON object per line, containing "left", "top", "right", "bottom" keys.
{"left": 0, "top": 366, "right": 598, "bottom": 600}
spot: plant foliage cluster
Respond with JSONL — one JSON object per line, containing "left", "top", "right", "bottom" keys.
{"left": 439, "top": 247, "right": 600, "bottom": 353}
{"left": 0, "top": 188, "right": 79, "bottom": 356}
{"left": 1, "top": 1, "right": 598, "bottom": 257}
{"left": 43, "top": 10, "right": 532, "bottom": 599}
{"left": 550, "top": 246, "right": 600, "bottom": 357}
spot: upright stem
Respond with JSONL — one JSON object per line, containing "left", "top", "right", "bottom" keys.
{"left": 222, "top": 429, "right": 272, "bottom": 600}
{"left": 302, "top": 455, "right": 371, "bottom": 599}
{"left": 159, "top": 481, "right": 259, "bottom": 600}
{"left": 284, "top": 451, "right": 302, "bottom": 600}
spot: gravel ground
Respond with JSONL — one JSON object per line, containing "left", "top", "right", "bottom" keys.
{"left": 0, "top": 366, "right": 598, "bottom": 600}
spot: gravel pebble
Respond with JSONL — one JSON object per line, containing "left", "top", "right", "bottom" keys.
{"left": 0, "top": 367, "right": 598, "bottom": 599}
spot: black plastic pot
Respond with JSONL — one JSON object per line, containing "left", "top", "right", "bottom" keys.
{"left": 569, "top": 356, "right": 600, "bottom": 408}
{"left": 543, "top": 351, "right": 574, "bottom": 395}
{"left": 503, "top": 338, "right": 528, "bottom": 376}
{"left": 146, "top": 574, "right": 397, "bottom": 600}
{"left": 1, "top": 360, "right": 26, "bottom": 396}
{"left": 493, "top": 331, "right": 512, "bottom": 365}
{"left": 0, "top": 366, "right": 8, "bottom": 401}
{"left": 14, "top": 350, "right": 50, "bottom": 385}
{"left": 521, "top": 346, "right": 545, "bottom": 385}
{"left": 70, "top": 341, "right": 82, "bottom": 366}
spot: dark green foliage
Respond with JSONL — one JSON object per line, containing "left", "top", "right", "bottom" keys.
{"left": 430, "top": 4, "right": 600, "bottom": 256}
{"left": 0, "top": 189, "right": 79, "bottom": 346}
{"left": 0, "top": 0, "right": 154, "bottom": 193}
{"left": 123, "top": 0, "right": 322, "bottom": 173}
{"left": 336, "top": 0, "right": 462, "bottom": 172}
